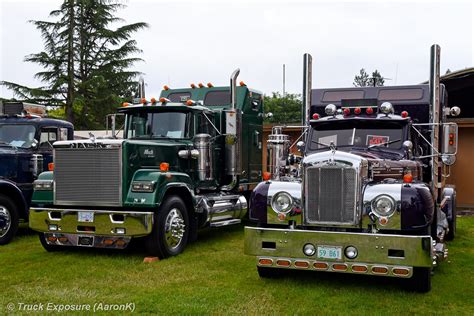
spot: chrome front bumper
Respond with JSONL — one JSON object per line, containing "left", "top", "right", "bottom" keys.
{"left": 29, "top": 207, "right": 154, "bottom": 238}
{"left": 244, "top": 226, "right": 433, "bottom": 277}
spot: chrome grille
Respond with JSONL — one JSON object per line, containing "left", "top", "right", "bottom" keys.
{"left": 305, "top": 165, "right": 357, "bottom": 225}
{"left": 54, "top": 147, "right": 122, "bottom": 206}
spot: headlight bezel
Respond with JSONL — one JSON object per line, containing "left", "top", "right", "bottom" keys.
{"left": 371, "top": 194, "right": 396, "bottom": 217}
{"left": 131, "top": 181, "right": 156, "bottom": 193}
{"left": 33, "top": 180, "right": 54, "bottom": 191}
{"left": 271, "top": 191, "right": 294, "bottom": 214}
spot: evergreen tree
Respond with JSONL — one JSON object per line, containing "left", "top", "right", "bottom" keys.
{"left": 353, "top": 68, "right": 385, "bottom": 87}
{"left": 1, "top": 0, "right": 148, "bottom": 129}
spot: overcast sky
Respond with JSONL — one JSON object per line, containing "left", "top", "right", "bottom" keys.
{"left": 1, "top": 0, "right": 473, "bottom": 100}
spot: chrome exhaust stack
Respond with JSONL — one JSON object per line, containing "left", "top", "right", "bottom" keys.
{"left": 222, "top": 69, "right": 242, "bottom": 191}
{"left": 429, "top": 44, "right": 441, "bottom": 204}
{"left": 302, "top": 53, "right": 313, "bottom": 139}
{"left": 267, "top": 127, "right": 291, "bottom": 180}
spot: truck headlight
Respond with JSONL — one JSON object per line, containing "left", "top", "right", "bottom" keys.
{"left": 131, "top": 181, "right": 156, "bottom": 193}
{"left": 372, "top": 195, "right": 395, "bottom": 217}
{"left": 271, "top": 192, "right": 293, "bottom": 213}
{"left": 34, "top": 180, "right": 53, "bottom": 191}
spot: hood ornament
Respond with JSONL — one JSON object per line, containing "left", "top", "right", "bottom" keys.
{"left": 329, "top": 141, "right": 336, "bottom": 165}
{"left": 89, "top": 132, "right": 96, "bottom": 143}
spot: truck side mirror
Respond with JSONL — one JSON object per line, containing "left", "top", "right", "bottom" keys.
{"left": 441, "top": 123, "right": 458, "bottom": 165}
{"left": 403, "top": 140, "right": 413, "bottom": 159}
{"left": 296, "top": 141, "right": 305, "bottom": 153}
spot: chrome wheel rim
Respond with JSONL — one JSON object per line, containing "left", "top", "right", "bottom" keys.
{"left": 164, "top": 208, "right": 185, "bottom": 250}
{"left": 0, "top": 205, "right": 11, "bottom": 238}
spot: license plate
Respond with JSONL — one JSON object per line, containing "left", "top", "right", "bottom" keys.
{"left": 78, "top": 211, "right": 94, "bottom": 223}
{"left": 317, "top": 246, "right": 342, "bottom": 260}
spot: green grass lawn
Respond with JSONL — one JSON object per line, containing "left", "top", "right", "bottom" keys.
{"left": 1, "top": 217, "right": 474, "bottom": 315}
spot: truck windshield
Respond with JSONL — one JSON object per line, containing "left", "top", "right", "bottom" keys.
{"left": 308, "top": 121, "right": 404, "bottom": 151}
{"left": 0, "top": 124, "right": 36, "bottom": 148}
{"left": 126, "top": 112, "right": 188, "bottom": 139}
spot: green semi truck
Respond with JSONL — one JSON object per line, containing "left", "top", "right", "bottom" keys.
{"left": 29, "top": 70, "right": 263, "bottom": 258}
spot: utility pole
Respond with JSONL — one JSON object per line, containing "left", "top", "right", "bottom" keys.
{"left": 283, "top": 64, "right": 286, "bottom": 97}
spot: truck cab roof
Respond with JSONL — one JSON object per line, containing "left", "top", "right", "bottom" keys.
{"left": 0, "top": 115, "right": 73, "bottom": 129}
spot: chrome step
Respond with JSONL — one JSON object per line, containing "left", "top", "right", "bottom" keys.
{"left": 209, "top": 219, "right": 241, "bottom": 228}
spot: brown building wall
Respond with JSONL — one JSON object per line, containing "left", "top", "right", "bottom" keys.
{"left": 447, "top": 120, "right": 474, "bottom": 208}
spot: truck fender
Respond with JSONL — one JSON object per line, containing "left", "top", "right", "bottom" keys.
{"left": 125, "top": 170, "right": 196, "bottom": 210}
{"left": 0, "top": 179, "right": 28, "bottom": 219}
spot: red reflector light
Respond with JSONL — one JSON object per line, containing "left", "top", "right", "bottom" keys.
{"left": 372, "top": 266, "right": 389, "bottom": 274}
{"left": 401, "top": 111, "right": 409, "bottom": 118}
{"left": 366, "top": 107, "right": 374, "bottom": 115}
{"left": 262, "top": 171, "right": 271, "bottom": 181}
{"left": 352, "top": 265, "right": 368, "bottom": 273}
{"left": 343, "top": 108, "right": 350, "bottom": 116}
{"left": 332, "top": 263, "right": 348, "bottom": 271}
{"left": 295, "top": 261, "right": 309, "bottom": 268}
{"left": 48, "top": 162, "right": 55, "bottom": 171}
{"left": 276, "top": 259, "right": 291, "bottom": 267}
{"left": 314, "top": 262, "right": 329, "bottom": 270}
{"left": 312, "top": 113, "right": 319, "bottom": 120}
{"left": 393, "top": 268, "right": 410, "bottom": 276}
{"left": 354, "top": 107, "right": 361, "bottom": 115}
{"left": 258, "top": 258, "right": 273, "bottom": 266}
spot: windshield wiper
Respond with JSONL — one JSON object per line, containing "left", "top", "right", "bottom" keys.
{"left": 368, "top": 139, "right": 401, "bottom": 149}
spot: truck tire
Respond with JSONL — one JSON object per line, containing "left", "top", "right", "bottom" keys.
{"left": 0, "top": 194, "right": 19, "bottom": 245}
{"left": 406, "top": 267, "right": 432, "bottom": 293}
{"left": 146, "top": 195, "right": 189, "bottom": 259}
{"left": 38, "top": 233, "right": 65, "bottom": 252}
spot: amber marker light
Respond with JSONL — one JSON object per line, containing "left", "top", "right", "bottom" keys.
{"left": 198, "top": 83, "right": 204, "bottom": 88}
{"left": 262, "top": 171, "right": 271, "bottom": 181}
{"left": 295, "top": 261, "right": 310, "bottom": 268}
{"left": 276, "top": 259, "right": 291, "bottom": 267}
{"left": 372, "top": 266, "right": 388, "bottom": 274}
{"left": 207, "top": 82, "right": 214, "bottom": 88}
{"left": 163, "top": 85, "right": 170, "bottom": 90}
{"left": 103, "top": 239, "right": 114, "bottom": 246}
{"left": 332, "top": 263, "right": 348, "bottom": 271}
{"left": 403, "top": 172, "right": 413, "bottom": 183}
{"left": 351, "top": 265, "right": 368, "bottom": 273}
{"left": 313, "top": 262, "right": 329, "bottom": 270}
{"left": 122, "top": 102, "right": 129, "bottom": 107}
{"left": 150, "top": 97, "right": 157, "bottom": 104}
{"left": 186, "top": 99, "right": 195, "bottom": 106}
{"left": 190, "top": 83, "right": 196, "bottom": 89}
{"left": 115, "top": 239, "right": 126, "bottom": 247}
{"left": 239, "top": 81, "right": 246, "bottom": 86}
{"left": 379, "top": 217, "right": 389, "bottom": 226}
{"left": 140, "top": 98, "right": 147, "bottom": 104}
{"left": 393, "top": 268, "right": 410, "bottom": 276}
{"left": 47, "top": 236, "right": 57, "bottom": 242}
{"left": 160, "top": 162, "right": 170, "bottom": 172}
{"left": 48, "top": 162, "right": 55, "bottom": 171}
{"left": 258, "top": 258, "right": 273, "bottom": 266}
